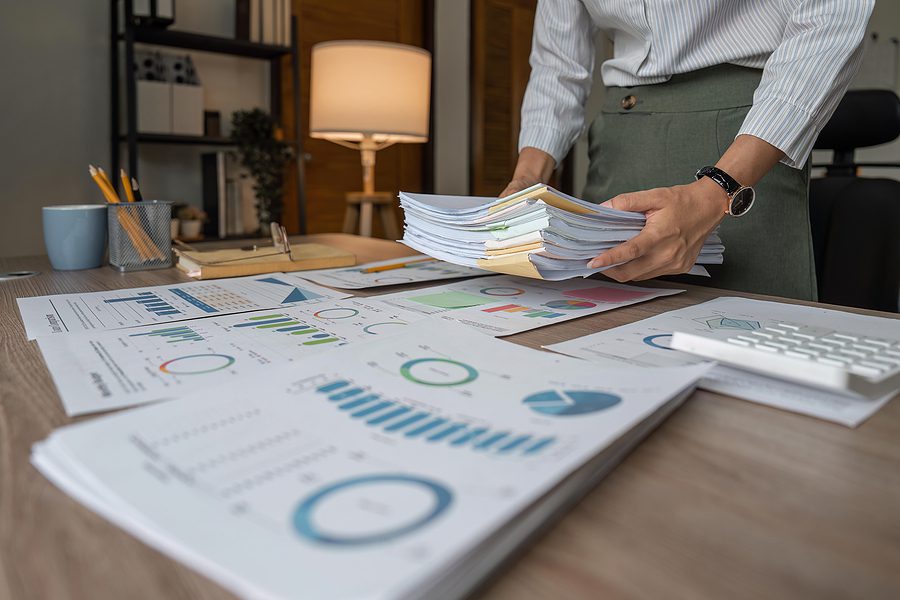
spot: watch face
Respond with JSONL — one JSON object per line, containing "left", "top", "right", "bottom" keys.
{"left": 730, "top": 187, "right": 755, "bottom": 217}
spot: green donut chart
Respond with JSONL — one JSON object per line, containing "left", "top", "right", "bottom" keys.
{"left": 399, "top": 358, "right": 478, "bottom": 387}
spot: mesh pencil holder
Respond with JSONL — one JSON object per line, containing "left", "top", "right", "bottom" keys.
{"left": 107, "top": 201, "right": 173, "bottom": 272}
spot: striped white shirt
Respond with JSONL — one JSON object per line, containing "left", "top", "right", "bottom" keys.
{"left": 520, "top": 0, "right": 874, "bottom": 169}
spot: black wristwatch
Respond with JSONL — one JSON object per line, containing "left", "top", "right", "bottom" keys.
{"left": 695, "top": 166, "right": 755, "bottom": 217}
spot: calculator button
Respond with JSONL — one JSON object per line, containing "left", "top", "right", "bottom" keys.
{"left": 821, "top": 338, "right": 847, "bottom": 347}
{"left": 792, "top": 332, "right": 816, "bottom": 340}
{"left": 784, "top": 350, "right": 811, "bottom": 360}
{"left": 764, "top": 326, "right": 787, "bottom": 335}
{"left": 808, "top": 342, "right": 832, "bottom": 351}
{"left": 863, "top": 339, "right": 891, "bottom": 347}
{"left": 851, "top": 343, "right": 879, "bottom": 353}
{"left": 838, "top": 349, "right": 867, "bottom": 359}
{"left": 832, "top": 333, "right": 858, "bottom": 341}
{"left": 849, "top": 364, "right": 882, "bottom": 377}
{"left": 763, "top": 342, "right": 790, "bottom": 350}
{"left": 751, "top": 331, "right": 773, "bottom": 339}
{"left": 778, "top": 323, "right": 800, "bottom": 331}
{"left": 824, "top": 354, "right": 853, "bottom": 363}
{"left": 794, "top": 348, "right": 821, "bottom": 356}
{"left": 817, "top": 357, "right": 847, "bottom": 367}
{"left": 728, "top": 338, "right": 750, "bottom": 347}
{"left": 755, "top": 344, "right": 779, "bottom": 353}
{"left": 776, "top": 336, "right": 801, "bottom": 345}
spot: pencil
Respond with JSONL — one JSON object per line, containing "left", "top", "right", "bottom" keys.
{"left": 88, "top": 165, "right": 121, "bottom": 204}
{"left": 120, "top": 169, "right": 136, "bottom": 203}
{"left": 130, "top": 177, "right": 144, "bottom": 202}
{"left": 361, "top": 257, "right": 436, "bottom": 273}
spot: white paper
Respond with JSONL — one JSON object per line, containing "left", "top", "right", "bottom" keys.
{"left": 376, "top": 275, "right": 683, "bottom": 336}
{"left": 36, "top": 298, "right": 427, "bottom": 416}
{"left": 32, "top": 321, "right": 710, "bottom": 600}
{"left": 17, "top": 274, "right": 349, "bottom": 340}
{"left": 297, "top": 255, "right": 490, "bottom": 289}
{"left": 545, "top": 297, "right": 899, "bottom": 427}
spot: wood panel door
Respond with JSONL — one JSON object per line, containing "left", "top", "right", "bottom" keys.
{"left": 470, "top": 0, "right": 536, "bottom": 196}
{"left": 282, "top": 0, "right": 427, "bottom": 236}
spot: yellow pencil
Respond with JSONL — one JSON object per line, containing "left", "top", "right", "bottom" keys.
{"left": 361, "top": 257, "right": 436, "bottom": 273}
{"left": 88, "top": 165, "right": 121, "bottom": 204}
{"left": 120, "top": 169, "right": 136, "bottom": 203}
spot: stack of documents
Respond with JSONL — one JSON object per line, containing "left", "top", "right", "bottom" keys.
{"left": 399, "top": 184, "right": 724, "bottom": 280}
{"left": 32, "top": 322, "right": 710, "bottom": 599}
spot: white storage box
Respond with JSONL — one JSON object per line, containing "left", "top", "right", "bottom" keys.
{"left": 137, "top": 80, "right": 171, "bottom": 134}
{"left": 171, "top": 83, "right": 204, "bottom": 136}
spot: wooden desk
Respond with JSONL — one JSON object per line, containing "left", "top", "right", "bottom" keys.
{"left": 1, "top": 233, "right": 898, "bottom": 599}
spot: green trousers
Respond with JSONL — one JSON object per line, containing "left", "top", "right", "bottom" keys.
{"left": 582, "top": 64, "right": 817, "bottom": 301}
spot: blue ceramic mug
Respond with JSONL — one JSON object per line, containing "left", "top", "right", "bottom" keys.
{"left": 42, "top": 205, "right": 108, "bottom": 270}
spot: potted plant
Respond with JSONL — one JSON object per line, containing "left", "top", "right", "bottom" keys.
{"left": 230, "top": 109, "right": 293, "bottom": 231}
{"left": 177, "top": 205, "right": 207, "bottom": 239}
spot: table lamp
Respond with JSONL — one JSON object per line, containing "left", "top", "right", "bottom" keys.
{"left": 309, "top": 40, "right": 431, "bottom": 196}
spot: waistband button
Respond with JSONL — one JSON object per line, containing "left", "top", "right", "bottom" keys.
{"left": 621, "top": 95, "right": 637, "bottom": 110}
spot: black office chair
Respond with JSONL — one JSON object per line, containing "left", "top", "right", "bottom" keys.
{"left": 809, "top": 89, "right": 900, "bottom": 313}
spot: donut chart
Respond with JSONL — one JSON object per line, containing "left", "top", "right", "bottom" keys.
{"left": 400, "top": 358, "right": 478, "bottom": 387}
{"left": 479, "top": 286, "right": 525, "bottom": 297}
{"left": 642, "top": 334, "right": 674, "bottom": 350}
{"left": 313, "top": 308, "right": 360, "bottom": 320}
{"left": 523, "top": 389, "right": 621, "bottom": 416}
{"left": 293, "top": 474, "right": 453, "bottom": 546}
{"left": 159, "top": 354, "right": 236, "bottom": 375}
{"left": 544, "top": 299, "right": 597, "bottom": 310}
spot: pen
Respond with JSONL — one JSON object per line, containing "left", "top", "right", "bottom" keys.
{"left": 131, "top": 177, "right": 144, "bottom": 202}
{"left": 361, "top": 257, "right": 436, "bottom": 273}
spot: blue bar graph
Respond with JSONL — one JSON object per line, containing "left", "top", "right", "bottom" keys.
{"left": 129, "top": 325, "right": 204, "bottom": 344}
{"left": 312, "top": 379, "right": 557, "bottom": 456}
{"left": 105, "top": 291, "right": 183, "bottom": 317}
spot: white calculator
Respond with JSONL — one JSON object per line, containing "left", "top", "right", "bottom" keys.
{"left": 671, "top": 322, "right": 900, "bottom": 399}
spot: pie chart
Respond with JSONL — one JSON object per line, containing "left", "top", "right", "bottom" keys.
{"left": 523, "top": 389, "right": 621, "bottom": 416}
{"left": 544, "top": 299, "right": 596, "bottom": 310}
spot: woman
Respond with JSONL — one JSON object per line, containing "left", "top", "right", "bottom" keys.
{"left": 502, "top": 0, "right": 874, "bottom": 300}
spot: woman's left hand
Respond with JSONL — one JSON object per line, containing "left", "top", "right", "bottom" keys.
{"left": 587, "top": 177, "right": 728, "bottom": 281}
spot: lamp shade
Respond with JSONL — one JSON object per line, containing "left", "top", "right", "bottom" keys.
{"left": 309, "top": 40, "right": 431, "bottom": 143}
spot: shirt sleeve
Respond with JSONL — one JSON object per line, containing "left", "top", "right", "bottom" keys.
{"left": 518, "top": 0, "right": 596, "bottom": 166}
{"left": 738, "top": 0, "right": 874, "bottom": 169}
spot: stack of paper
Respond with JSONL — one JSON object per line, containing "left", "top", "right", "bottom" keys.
{"left": 399, "top": 184, "right": 724, "bottom": 280}
{"left": 32, "top": 322, "right": 710, "bottom": 600}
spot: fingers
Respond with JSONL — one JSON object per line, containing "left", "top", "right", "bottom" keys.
{"left": 601, "top": 191, "right": 665, "bottom": 214}
{"left": 587, "top": 230, "right": 655, "bottom": 269}
{"left": 499, "top": 178, "right": 536, "bottom": 198}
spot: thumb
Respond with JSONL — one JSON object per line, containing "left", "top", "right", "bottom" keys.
{"left": 602, "top": 192, "right": 658, "bottom": 213}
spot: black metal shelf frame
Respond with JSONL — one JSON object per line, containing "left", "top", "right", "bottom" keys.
{"left": 110, "top": 0, "right": 307, "bottom": 232}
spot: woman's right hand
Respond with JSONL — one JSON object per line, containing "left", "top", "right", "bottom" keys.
{"left": 499, "top": 147, "right": 556, "bottom": 197}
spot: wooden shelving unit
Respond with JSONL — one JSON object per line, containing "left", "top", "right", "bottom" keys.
{"left": 109, "top": 0, "right": 307, "bottom": 232}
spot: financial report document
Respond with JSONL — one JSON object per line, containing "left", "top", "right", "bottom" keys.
{"left": 33, "top": 322, "right": 709, "bottom": 600}
{"left": 37, "top": 298, "right": 427, "bottom": 416}
{"left": 376, "top": 275, "right": 683, "bottom": 336}
{"left": 17, "top": 274, "right": 348, "bottom": 339}
{"left": 546, "top": 297, "right": 896, "bottom": 427}
{"left": 299, "top": 255, "right": 490, "bottom": 289}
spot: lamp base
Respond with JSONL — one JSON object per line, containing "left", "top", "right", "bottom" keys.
{"left": 342, "top": 191, "right": 400, "bottom": 239}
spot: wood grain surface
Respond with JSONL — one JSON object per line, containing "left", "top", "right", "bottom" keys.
{"left": 1, "top": 233, "right": 898, "bottom": 600}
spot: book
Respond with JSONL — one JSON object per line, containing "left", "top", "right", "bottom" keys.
{"left": 174, "top": 243, "right": 356, "bottom": 279}
{"left": 399, "top": 183, "right": 724, "bottom": 280}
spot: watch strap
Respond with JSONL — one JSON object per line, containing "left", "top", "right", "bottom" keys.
{"left": 695, "top": 166, "right": 742, "bottom": 197}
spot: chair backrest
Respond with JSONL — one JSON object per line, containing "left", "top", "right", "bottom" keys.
{"left": 809, "top": 90, "right": 900, "bottom": 313}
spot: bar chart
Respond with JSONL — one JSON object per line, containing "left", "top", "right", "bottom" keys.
{"left": 314, "top": 380, "right": 556, "bottom": 456}
{"left": 481, "top": 304, "right": 565, "bottom": 319}
{"left": 129, "top": 325, "right": 204, "bottom": 344}
{"left": 232, "top": 313, "right": 341, "bottom": 346}
{"left": 103, "top": 292, "right": 182, "bottom": 316}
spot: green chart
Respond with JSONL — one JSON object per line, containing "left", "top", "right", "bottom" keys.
{"left": 232, "top": 313, "right": 340, "bottom": 345}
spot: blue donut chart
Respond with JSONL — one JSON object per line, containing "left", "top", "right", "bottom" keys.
{"left": 293, "top": 474, "right": 453, "bottom": 546}
{"left": 642, "top": 334, "right": 674, "bottom": 350}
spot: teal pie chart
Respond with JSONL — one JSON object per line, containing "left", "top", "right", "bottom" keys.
{"left": 523, "top": 390, "right": 621, "bottom": 416}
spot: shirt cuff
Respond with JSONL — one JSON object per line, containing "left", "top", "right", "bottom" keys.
{"left": 738, "top": 96, "right": 820, "bottom": 169}
{"left": 518, "top": 124, "right": 573, "bottom": 166}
